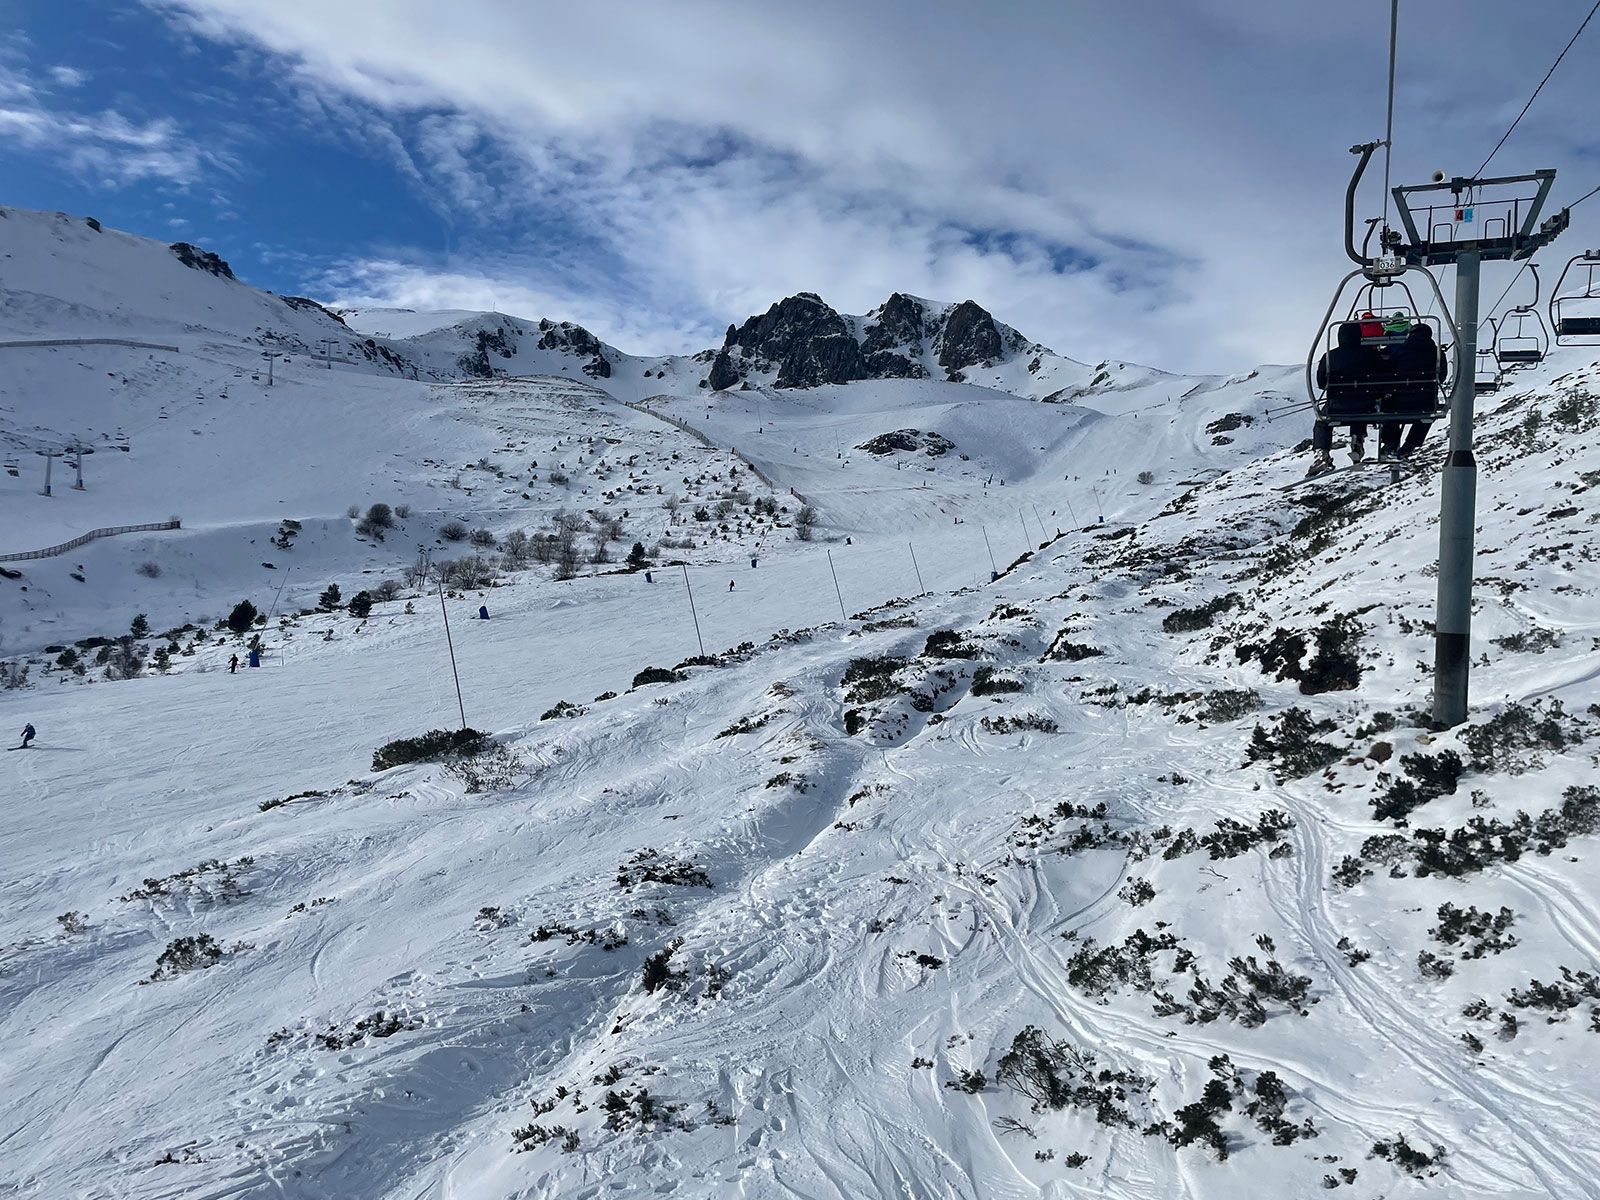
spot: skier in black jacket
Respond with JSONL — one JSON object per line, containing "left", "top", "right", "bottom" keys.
{"left": 1381, "top": 323, "right": 1448, "bottom": 459}
{"left": 1310, "top": 322, "right": 1388, "bottom": 476}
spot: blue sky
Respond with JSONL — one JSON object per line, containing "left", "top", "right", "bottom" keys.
{"left": 4, "top": 1, "right": 1600, "bottom": 371}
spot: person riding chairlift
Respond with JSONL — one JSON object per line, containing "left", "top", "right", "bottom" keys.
{"left": 1310, "top": 321, "right": 1386, "bottom": 476}
{"left": 1358, "top": 311, "right": 1385, "bottom": 339}
{"left": 1380, "top": 323, "right": 1447, "bottom": 461}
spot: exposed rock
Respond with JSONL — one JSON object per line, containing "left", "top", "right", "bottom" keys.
{"left": 857, "top": 429, "right": 956, "bottom": 457}
{"left": 280, "top": 295, "right": 348, "bottom": 326}
{"left": 170, "top": 242, "right": 234, "bottom": 279}
{"left": 864, "top": 292, "right": 927, "bottom": 355}
{"left": 721, "top": 293, "right": 867, "bottom": 389}
{"left": 537, "top": 318, "right": 612, "bottom": 378}
{"left": 864, "top": 350, "right": 927, "bottom": 379}
{"left": 936, "top": 299, "right": 1004, "bottom": 375}
{"left": 707, "top": 348, "right": 741, "bottom": 391}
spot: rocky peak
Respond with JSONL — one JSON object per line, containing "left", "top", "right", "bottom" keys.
{"left": 717, "top": 293, "right": 867, "bottom": 389}
{"left": 863, "top": 292, "right": 927, "bottom": 353}
{"left": 935, "top": 299, "right": 1005, "bottom": 375}
{"left": 536, "top": 317, "right": 612, "bottom": 378}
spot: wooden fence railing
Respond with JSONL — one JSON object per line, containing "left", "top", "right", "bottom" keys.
{"left": 0, "top": 338, "right": 181, "bottom": 352}
{"left": 0, "top": 519, "right": 182, "bottom": 563}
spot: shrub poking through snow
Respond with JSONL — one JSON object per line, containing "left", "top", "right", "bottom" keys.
{"left": 441, "top": 743, "right": 527, "bottom": 793}
{"left": 1431, "top": 903, "right": 1517, "bottom": 958}
{"left": 995, "top": 1025, "right": 1154, "bottom": 1127}
{"left": 1245, "top": 708, "right": 1341, "bottom": 781}
{"left": 1373, "top": 750, "right": 1464, "bottom": 822}
{"left": 841, "top": 656, "right": 908, "bottom": 704}
{"left": 1161, "top": 592, "right": 1241, "bottom": 634}
{"left": 372, "top": 728, "right": 488, "bottom": 771}
{"left": 1370, "top": 1133, "right": 1447, "bottom": 1178}
{"left": 147, "top": 934, "right": 223, "bottom": 981}
{"left": 1459, "top": 699, "right": 1587, "bottom": 774}
{"left": 631, "top": 666, "right": 685, "bottom": 689}
{"left": 616, "top": 849, "right": 711, "bottom": 890}
{"left": 1235, "top": 613, "right": 1364, "bottom": 693}
{"left": 971, "top": 666, "right": 1024, "bottom": 696}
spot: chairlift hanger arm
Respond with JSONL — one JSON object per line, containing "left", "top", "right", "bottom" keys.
{"left": 1346, "top": 141, "right": 1382, "bottom": 267}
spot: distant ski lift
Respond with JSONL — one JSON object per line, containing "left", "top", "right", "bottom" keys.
{"left": 4, "top": 455, "right": 18, "bottom": 477}
{"left": 1548, "top": 251, "right": 1600, "bottom": 344}
{"left": 1473, "top": 346, "right": 1504, "bottom": 394}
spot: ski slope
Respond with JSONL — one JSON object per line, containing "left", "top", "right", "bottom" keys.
{"left": 3, "top": 208, "right": 1600, "bottom": 1199}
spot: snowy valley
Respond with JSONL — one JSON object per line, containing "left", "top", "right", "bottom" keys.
{"left": 2, "top": 207, "right": 1599, "bottom": 1200}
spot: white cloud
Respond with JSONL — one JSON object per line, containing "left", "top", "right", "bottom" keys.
{"left": 48, "top": 65, "right": 88, "bottom": 88}
{"left": 147, "top": 0, "right": 1600, "bottom": 371}
{"left": 0, "top": 62, "right": 212, "bottom": 187}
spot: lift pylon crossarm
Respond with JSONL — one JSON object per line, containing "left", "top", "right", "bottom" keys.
{"left": 1389, "top": 170, "right": 1561, "bottom": 267}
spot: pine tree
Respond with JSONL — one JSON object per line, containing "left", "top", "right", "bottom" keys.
{"left": 226, "top": 600, "right": 258, "bottom": 634}
{"left": 318, "top": 583, "right": 343, "bottom": 611}
{"left": 130, "top": 613, "right": 150, "bottom": 639}
{"left": 626, "top": 542, "right": 649, "bottom": 571}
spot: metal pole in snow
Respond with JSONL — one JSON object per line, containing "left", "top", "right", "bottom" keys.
{"left": 681, "top": 564, "right": 706, "bottom": 657}
{"left": 1033, "top": 503, "right": 1054, "bottom": 538}
{"left": 826, "top": 550, "right": 848, "bottom": 621}
{"left": 1018, "top": 509, "right": 1031, "bottom": 551}
{"left": 437, "top": 576, "right": 468, "bottom": 730}
{"left": 908, "top": 541, "right": 926, "bottom": 593}
{"left": 981, "top": 524, "right": 998, "bottom": 575}
{"left": 1432, "top": 248, "right": 1481, "bottom": 728}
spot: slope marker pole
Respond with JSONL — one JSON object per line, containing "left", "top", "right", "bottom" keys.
{"left": 908, "top": 540, "right": 926, "bottom": 594}
{"left": 681, "top": 564, "right": 706, "bottom": 657}
{"left": 981, "top": 525, "right": 998, "bottom": 578}
{"left": 826, "top": 550, "right": 848, "bottom": 621}
{"left": 437, "top": 576, "right": 468, "bottom": 731}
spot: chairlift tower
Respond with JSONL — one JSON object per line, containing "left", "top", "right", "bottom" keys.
{"left": 1361, "top": 152, "right": 1569, "bottom": 726}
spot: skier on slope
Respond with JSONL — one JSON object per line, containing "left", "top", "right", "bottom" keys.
{"left": 18, "top": 723, "right": 35, "bottom": 749}
{"left": 229, "top": 654, "right": 239, "bottom": 674}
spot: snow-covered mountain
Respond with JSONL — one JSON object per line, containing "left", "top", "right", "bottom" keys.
{"left": 0, "top": 207, "right": 1252, "bottom": 655}
{"left": 5, "top": 206, "right": 1598, "bottom": 1200}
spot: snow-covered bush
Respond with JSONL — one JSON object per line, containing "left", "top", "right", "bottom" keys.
{"left": 372, "top": 728, "right": 488, "bottom": 772}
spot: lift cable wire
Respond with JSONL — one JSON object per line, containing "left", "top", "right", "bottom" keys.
{"left": 1475, "top": 0, "right": 1600, "bottom": 178}
{"left": 1381, "top": 0, "right": 1399, "bottom": 236}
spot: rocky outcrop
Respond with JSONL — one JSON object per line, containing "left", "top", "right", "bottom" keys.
{"left": 537, "top": 318, "right": 612, "bottom": 378}
{"left": 280, "top": 295, "right": 348, "bottom": 326}
{"left": 702, "top": 291, "right": 1028, "bottom": 391}
{"left": 170, "top": 242, "right": 234, "bottom": 279}
{"left": 936, "top": 299, "right": 1005, "bottom": 375}
{"left": 457, "top": 323, "right": 515, "bottom": 378}
{"left": 716, "top": 293, "right": 868, "bottom": 388}
{"left": 707, "top": 347, "right": 741, "bottom": 391}
{"left": 860, "top": 293, "right": 929, "bottom": 379}
{"left": 857, "top": 429, "right": 956, "bottom": 457}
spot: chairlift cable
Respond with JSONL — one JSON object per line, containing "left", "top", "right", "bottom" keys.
{"left": 1475, "top": 0, "right": 1600, "bottom": 177}
{"left": 1381, "top": 0, "right": 1399, "bottom": 238}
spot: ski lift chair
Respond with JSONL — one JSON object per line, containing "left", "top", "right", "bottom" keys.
{"left": 1308, "top": 264, "right": 1458, "bottom": 432}
{"left": 1549, "top": 251, "right": 1600, "bottom": 344}
{"left": 1473, "top": 347, "right": 1504, "bottom": 394}
{"left": 1492, "top": 264, "right": 1549, "bottom": 368}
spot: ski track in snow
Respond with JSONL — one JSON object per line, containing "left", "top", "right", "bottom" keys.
{"left": 4, "top": 210, "right": 1600, "bottom": 1198}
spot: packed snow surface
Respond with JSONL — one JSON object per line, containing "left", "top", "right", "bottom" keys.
{"left": 3, "top": 207, "right": 1600, "bottom": 1199}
